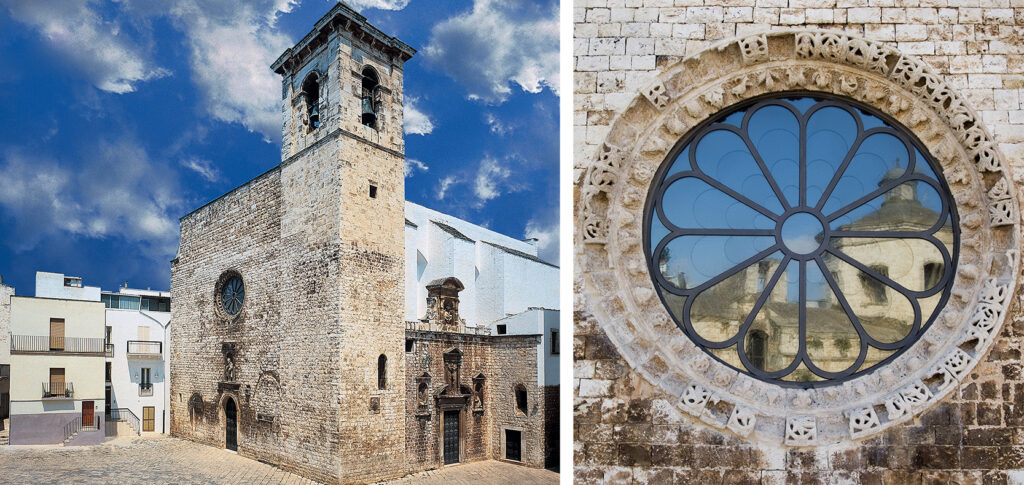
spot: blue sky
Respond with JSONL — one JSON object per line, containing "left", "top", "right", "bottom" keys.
{"left": 0, "top": 0, "right": 559, "bottom": 295}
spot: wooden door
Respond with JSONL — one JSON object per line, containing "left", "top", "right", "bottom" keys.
{"left": 142, "top": 406, "right": 155, "bottom": 432}
{"left": 49, "top": 319, "right": 65, "bottom": 351}
{"left": 82, "top": 401, "right": 94, "bottom": 427}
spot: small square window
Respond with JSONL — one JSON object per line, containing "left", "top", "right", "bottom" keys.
{"left": 369, "top": 184, "right": 377, "bottom": 198}
{"left": 405, "top": 339, "right": 414, "bottom": 352}
{"left": 497, "top": 324, "right": 507, "bottom": 335}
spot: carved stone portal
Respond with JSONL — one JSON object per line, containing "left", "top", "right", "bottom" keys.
{"left": 425, "top": 277, "right": 464, "bottom": 328}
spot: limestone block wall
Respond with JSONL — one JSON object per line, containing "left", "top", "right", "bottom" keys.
{"left": 403, "top": 331, "right": 546, "bottom": 472}
{"left": 574, "top": 1, "right": 1024, "bottom": 482}
{"left": 0, "top": 280, "right": 13, "bottom": 364}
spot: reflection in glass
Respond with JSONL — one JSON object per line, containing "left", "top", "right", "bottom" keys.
{"left": 647, "top": 95, "right": 959, "bottom": 387}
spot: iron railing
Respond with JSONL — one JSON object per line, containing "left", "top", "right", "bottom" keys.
{"left": 105, "top": 343, "right": 114, "bottom": 358}
{"left": 42, "top": 382, "right": 74, "bottom": 399}
{"left": 108, "top": 408, "right": 140, "bottom": 435}
{"left": 139, "top": 383, "right": 153, "bottom": 397}
{"left": 127, "top": 340, "right": 162, "bottom": 356}
{"left": 405, "top": 321, "right": 492, "bottom": 335}
{"left": 12, "top": 335, "right": 104, "bottom": 354}
{"left": 63, "top": 415, "right": 100, "bottom": 443}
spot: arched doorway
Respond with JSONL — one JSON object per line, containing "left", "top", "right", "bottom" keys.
{"left": 225, "top": 397, "right": 237, "bottom": 451}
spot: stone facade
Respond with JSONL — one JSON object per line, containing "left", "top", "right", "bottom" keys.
{"left": 170, "top": 3, "right": 552, "bottom": 484}
{"left": 403, "top": 329, "right": 545, "bottom": 471}
{"left": 0, "top": 277, "right": 13, "bottom": 425}
{"left": 575, "top": 3, "right": 1024, "bottom": 482}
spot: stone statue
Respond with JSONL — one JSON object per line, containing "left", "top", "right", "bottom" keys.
{"left": 225, "top": 352, "right": 236, "bottom": 382}
{"left": 445, "top": 361, "right": 458, "bottom": 391}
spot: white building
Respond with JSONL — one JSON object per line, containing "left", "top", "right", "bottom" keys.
{"left": 102, "top": 287, "right": 170, "bottom": 435}
{"left": 0, "top": 277, "right": 14, "bottom": 434}
{"left": 403, "top": 201, "right": 560, "bottom": 388}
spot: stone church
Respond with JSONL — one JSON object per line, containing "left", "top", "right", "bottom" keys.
{"left": 168, "top": 4, "right": 556, "bottom": 484}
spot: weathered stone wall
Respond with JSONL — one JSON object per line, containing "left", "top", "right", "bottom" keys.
{"left": 0, "top": 279, "right": 13, "bottom": 361}
{"left": 574, "top": 2, "right": 1024, "bottom": 482}
{"left": 404, "top": 330, "right": 546, "bottom": 472}
{"left": 544, "top": 385, "right": 560, "bottom": 469}
{"left": 171, "top": 6, "right": 409, "bottom": 484}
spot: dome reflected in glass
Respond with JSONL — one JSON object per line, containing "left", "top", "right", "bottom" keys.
{"left": 645, "top": 95, "right": 959, "bottom": 387}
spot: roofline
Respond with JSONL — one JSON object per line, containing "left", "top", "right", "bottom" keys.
{"left": 481, "top": 241, "right": 559, "bottom": 269}
{"left": 11, "top": 295, "right": 104, "bottom": 305}
{"left": 271, "top": 2, "right": 415, "bottom": 75}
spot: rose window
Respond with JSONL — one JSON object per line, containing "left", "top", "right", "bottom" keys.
{"left": 645, "top": 94, "right": 960, "bottom": 387}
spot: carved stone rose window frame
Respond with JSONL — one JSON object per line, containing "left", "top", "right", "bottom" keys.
{"left": 576, "top": 30, "right": 1020, "bottom": 446}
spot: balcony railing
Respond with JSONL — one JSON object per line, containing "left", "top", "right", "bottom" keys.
{"left": 139, "top": 383, "right": 153, "bottom": 397}
{"left": 42, "top": 382, "right": 74, "bottom": 399}
{"left": 127, "top": 340, "right": 162, "bottom": 357}
{"left": 108, "top": 408, "right": 140, "bottom": 435}
{"left": 12, "top": 335, "right": 104, "bottom": 354}
{"left": 105, "top": 343, "right": 114, "bottom": 358}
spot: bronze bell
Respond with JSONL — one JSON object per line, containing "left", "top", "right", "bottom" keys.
{"left": 308, "top": 103, "right": 320, "bottom": 127}
{"left": 361, "top": 95, "right": 376, "bottom": 127}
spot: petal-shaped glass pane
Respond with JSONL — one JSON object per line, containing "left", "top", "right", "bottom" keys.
{"left": 805, "top": 262, "right": 860, "bottom": 373}
{"left": 657, "top": 235, "right": 776, "bottom": 289}
{"left": 693, "top": 129, "right": 783, "bottom": 214}
{"left": 665, "top": 144, "right": 692, "bottom": 177}
{"left": 820, "top": 132, "right": 911, "bottom": 214}
{"left": 746, "top": 259, "right": 799, "bottom": 373}
{"left": 806, "top": 106, "right": 859, "bottom": 204}
{"left": 661, "top": 177, "right": 776, "bottom": 230}
{"left": 829, "top": 181, "right": 944, "bottom": 231}
{"left": 831, "top": 237, "right": 947, "bottom": 292}
{"left": 822, "top": 257, "right": 915, "bottom": 344}
{"left": 691, "top": 251, "right": 785, "bottom": 344}
{"left": 747, "top": 104, "right": 800, "bottom": 206}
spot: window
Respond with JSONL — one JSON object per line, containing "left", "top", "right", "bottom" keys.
{"left": 361, "top": 67, "right": 380, "bottom": 128}
{"left": 496, "top": 324, "right": 507, "bottom": 335}
{"left": 102, "top": 294, "right": 141, "bottom": 310}
{"left": 550, "top": 329, "right": 559, "bottom": 355}
{"left": 301, "top": 72, "right": 321, "bottom": 130}
{"left": 49, "top": 318, "right": 65, "bottom": 351}
{"left": 48, "top": 368, "right": 66, "bottom": 397}
{"left": 220, "top": 275, "right": 245, "bottom": 316}
{"left": 645, "top": 95, "right": 958, "bottom": 386}
{"left": 377, "top": 354, "right": 387, "bottom": 390}
{"left": 105, "top": 326, "right": 112, "bottom": 345}
{"left": 141, "top": 297, "right": 170, "bottom": 312}
{"left": 141, "top": 368, "right": 152, "bottom": 388}
{"left": 514, "top": 385, "right": 527, "bottom": 414}
{"left": 63, "top": 277, "right": 81, "bottom": 287}
{"left": 105, "top": 362, "right": 112, "bottom": 382}
{"left": 405, "top": 339, "right": 414, "bottom": 352}
{"left": 369, "top": 184, "right": 377, "bottom": 198}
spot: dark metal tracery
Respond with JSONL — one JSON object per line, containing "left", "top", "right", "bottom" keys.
{"left": 643, "top": 93, "right": 960, "bottom": 387}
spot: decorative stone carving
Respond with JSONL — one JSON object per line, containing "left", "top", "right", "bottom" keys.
{"left": 785, "top": 417, "right": 817, "bottom": 446}
{"left": 727, "top": 406, "right": 756, "bottom": 437}
{"left": 848, "top": 407, "right": 881, "bottom": 438}
{"left": 425, "top": 277, "right": 464, "bottom": 328}
{"left": 222, "top": 342, "right": 237, "bottom": 383}
{"left": 577, "top": 30, "right": 1019, "bottom": 447}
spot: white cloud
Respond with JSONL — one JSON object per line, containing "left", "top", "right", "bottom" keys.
{"left": 0, "top": 139, "right": 184, "bottom": 261}
{"left": 524, "top": 216, "right": 559, "bottom": 265}
{"left": 181, "top": 157, "right": 220, "bottom": 182}
{"left": 162, "top": 1, "right": 296, "bottom": 142}
{"left": 343, "top": 0, "right": 411, "bottom": 11}
{"left": 485, "top": 113, "right": 510, "bottom": 135}
{"left": 437, "top": 176, "right": 457, "bottom": 200}
{"left": 473, "top": 157, "right": 511, "bottom": 202}
{"left": 404, "top": 98, "right": 435, "bottom": 136}
{"left": 404, "top": 158, "right": 429, "bottom": 177}
{"left": 423, "top": 0, "right": 559, "bottom": 103}
{"left": 2, "top": 0, "right": 169, "bottom": 94}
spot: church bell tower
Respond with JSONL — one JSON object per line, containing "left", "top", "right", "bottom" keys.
{"left": 270, "top": 4, "right": 415, "bottom": 482}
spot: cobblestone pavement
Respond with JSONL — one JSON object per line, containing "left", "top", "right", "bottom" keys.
{"left": 377, "top": 461, "right": 559, "bottom": 485}
{"left": 0, "top": 436, "right": 559, "bottom": 485}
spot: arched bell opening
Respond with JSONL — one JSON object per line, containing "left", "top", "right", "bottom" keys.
{"left": 361, "top": 67, "right": 380, "bottom": 128}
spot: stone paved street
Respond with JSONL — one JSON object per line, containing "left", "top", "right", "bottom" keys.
{"left": 0, "top": 436, "right": 559, "bottom": 485}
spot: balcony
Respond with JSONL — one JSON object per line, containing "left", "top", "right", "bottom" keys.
{"left": 12, "top": 336, "right": 104, "bottom": 355}
{"left": 139, "top": 383, "right": 153, "bottom": 397}
{"left": 105, "top": 343, "right": 114, "bottom": 358}
{"left": 127, "top": 340, "right": 162, "bottom": 358}
{"left": 42, "top": 382, "right": 74, "bottom": 399}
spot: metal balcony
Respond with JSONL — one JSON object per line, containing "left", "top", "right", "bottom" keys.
{"left": 42, "top": 382, "right": 74, "bottom": 399}
{"left": 12, "top": 336, "right": 104, "bottom": 355}
{"left": 126, "top": 340, "right": 162, "bottom": 358}
{"left": 105, "top": 343, "right": 114, "bottom": 358}
{"left": 139, "top": 383, "right": 154, "bottom": 397}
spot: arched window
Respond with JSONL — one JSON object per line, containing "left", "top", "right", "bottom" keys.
{"left": 377, "top": 354, "right": 387, "bottom": 390}
{"left": 747, "top": 330, "right": 768, "bottom": 371}
{"left": 361, "top": 67, "right": 380, "bottom": 128}
{"left": 301, "top": 73, "right": 321, "bottom": 130}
